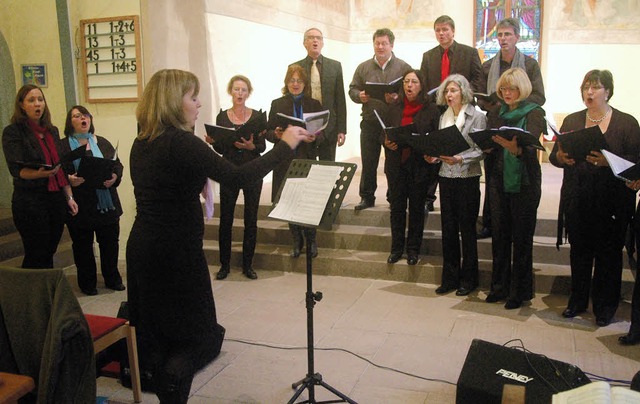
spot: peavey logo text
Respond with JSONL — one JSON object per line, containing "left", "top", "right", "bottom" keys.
{"left": 496, "top": 369, "right": 534, "bottom": 383}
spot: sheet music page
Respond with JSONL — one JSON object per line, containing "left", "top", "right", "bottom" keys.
{"left": 602, "top": 149, "right": 634, "bottom": 175}
{"left": 268, "top": 164, "right": 342, "bottom": 226}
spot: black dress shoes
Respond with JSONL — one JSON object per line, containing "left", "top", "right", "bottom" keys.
{"left": 81, "top": 288, "right": 98, "bottom": 296}
{"left": 407, "top": 255, "right": 419, "bottom": 265}
{"left": 216, "top": 265, "right": 230, "bottom": 280}
{"left": 243, "top": 267, "right": 258, "bottom": 280}
{"left": 504, "top": 299, "right": 522, "bottom": 310}
{"left": 561, "top": 307, "right": 585, "bottom": 318}
{"left": 455, "top": 286, "right": 475, "bottom": 296}
{"left": 485, "top": 293, "right": 506, "bottom": 303}
{"left": 596, "top": 317, "right": 611, "bottom": 327}
{"left": 354, "top": 199, "right": 374, "bottom": 211}
{"left": 477, "top": 227, "right": 492, "bottom": 239}
{"left": 387, "top": 252, "right": 402, "bottom": 264}
{"left": 435, "top": 285, "right": 457, "bottom": 294}
{"left": 106, "top": 283, "right": 126, "bottom": 291}
{"left": 619, "top": 333, "right": 640, "bottom": 345}
{"left": 425, "top": 201, "right": 435, "bottom": 212}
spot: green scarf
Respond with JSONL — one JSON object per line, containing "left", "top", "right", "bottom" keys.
{"left": 499, "top": 101, "right": 540, "bottom": 193}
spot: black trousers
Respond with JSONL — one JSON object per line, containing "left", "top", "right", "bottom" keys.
{"left": 67, "top": 220, "right": 122, "bottom": 290}
{"left": 489, "top": 180, "right": 541, "bottom": 301}
{"left": 439, "top": 176, "right": 480, "bottom": 290}
{"left": 385, "top": 156, "right": 431, "bottom": 255}
{"left": 317, "top": 132, "right": 337, "bottom": 162}
{"left": 12, "top": 188, "right": 66, "bottom": 269}
{"left": 565, "top": 202, "right": 630, "bottom": 320}
{"left": 218, "top": 180, "right": 262, "bottom": 269}
{"left": 358, "top": 120, "right": 383, "bottom": 201}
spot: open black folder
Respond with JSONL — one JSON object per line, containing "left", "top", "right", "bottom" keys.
{"left": 275, "top": 110, "right": 330, "bottom": 135}
{"left": 470, "top": 126, "right": 545, "bottom": 151}
{"left": 408, "top": 125, "right": 470, "bottom": 157}
{"left": 77, "top": 155, "right": 116, "bottom": 188}
{"left": 374, "top": 110, "right": 416, "bottom": 144}
{"left": 16, "top": 146, "right": 86, "bottom": 170}
{"left": 204, "top": 110, "right": 267, "bottom": 145}
{"left": 364, "top": 77, "right": 403, "bottom": 100}
{"left": 601, "top": 149, "right": 640, "bottom": 182}
{"left": 548, "top": 122, "right": 606, "bottom": 160}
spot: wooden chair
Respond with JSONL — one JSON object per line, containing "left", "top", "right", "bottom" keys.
{"left": 0, "top": 372, "right": 35, "bottom": 404}
{"left": 85, "top": 314, "right": 142, "bottom": 403}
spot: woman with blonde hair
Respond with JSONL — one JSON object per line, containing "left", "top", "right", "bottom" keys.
{"left": 483, "top": 68, "right": 545, "bottom": 310}
{"left": 127, "top": 69, "right": 309, "bottom": 403}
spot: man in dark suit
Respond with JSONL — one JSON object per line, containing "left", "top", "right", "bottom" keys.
{"left": 291, "top": 28, "right": 347, "bottom": 161}
{"left": 419, "top": 15, "right": 482, "bottom": 212}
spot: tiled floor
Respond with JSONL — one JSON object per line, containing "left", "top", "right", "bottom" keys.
{"left": 74, "top": 161, "right": 639, "bottom": 403}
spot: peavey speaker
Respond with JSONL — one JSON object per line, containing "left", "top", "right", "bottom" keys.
{"left": 456, "top": 339, "right": 590, "bottom": 404}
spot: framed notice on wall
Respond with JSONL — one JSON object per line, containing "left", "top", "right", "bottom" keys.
{"left": 80, "top": 15, "right": 142, "bottom": 103}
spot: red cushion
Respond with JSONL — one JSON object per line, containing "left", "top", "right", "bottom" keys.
{"left": 84, "top": 314, "right": 127, "bottom": 340}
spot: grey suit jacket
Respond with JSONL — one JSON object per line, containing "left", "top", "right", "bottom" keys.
{"left": 291, "top": 55, "right": 347, "bottom": 142}
{"left": 419, "top": 41, "right": 482, "bottom": 94}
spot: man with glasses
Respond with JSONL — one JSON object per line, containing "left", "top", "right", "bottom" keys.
{"left": 349, "top": 28, "right": 411, "bottom": 210}
{"left": 476, "top": 17, "right": 546, "bottom": 239}
{"left": 291, "top": 28, "right": 347, "bottom": 162}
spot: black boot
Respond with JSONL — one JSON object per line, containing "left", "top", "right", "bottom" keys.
{"left": 305, "top": 228, "right": 318, "bottom": 258}
{"left": 216, "top": 264, "right": 230, "bottom": 280}
{"left": 289, "top": 224, "right": 303, "bottom": 258}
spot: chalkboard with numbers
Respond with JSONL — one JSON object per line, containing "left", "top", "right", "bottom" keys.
{"left": 80, "top": 16, "right": 142, "bottom": 103}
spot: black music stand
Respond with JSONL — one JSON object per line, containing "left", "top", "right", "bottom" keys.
{"left": 269, "top": 159, "right": 358, "bottom": 404}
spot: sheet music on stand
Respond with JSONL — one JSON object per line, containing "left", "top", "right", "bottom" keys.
{"left": 268, "top": 159, "right": 357, "bottom": 231}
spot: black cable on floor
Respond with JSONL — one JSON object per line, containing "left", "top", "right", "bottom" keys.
{"left": 226, "top": 338, "right": 458, "bottom": 387}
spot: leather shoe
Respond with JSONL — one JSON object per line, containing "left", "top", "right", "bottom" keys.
{"left": 455, "top": 286, "right": 475, "bottom": 296}
{"left": 354, "top": 199, "right": 374, "bottom": 211}
{"left": 477, "top": 227, "right": 492, "bottom": 239}
{"left": 387, "top": 252, "right": 402, "bottom": 264}
{"left": 619, "top": 333, "right": 640, "bottom": 345}
{"left": 596, "top": 317, "right": 611, "bottom": 327}
{"left": 243, "top": 267, "right": 258, "bottom": 280}
{"left": 436, "top": 285, "right": 457, "bottom": 294}
{"left": 426, "top": 201, "right": 435, "bottom": 212}
{"left": 485, "top": 293, "right": 506, "bottom": 303}
{"left": 216, "top": 265, "right": 230, "bottom": 280}
{"left": 106, "top": 283, "right": 126, "bottom": 291}
{"left": 407, "top": 254, "right": 419, "bottom": 265}
{"left": 81, "top": 288, "right": 98, "bottom": 296}
{"left": 561, "top": 307, "right": 585, "bottom": 318}
{"left": 504, "top": 299, "right": 522, "bottom": 310}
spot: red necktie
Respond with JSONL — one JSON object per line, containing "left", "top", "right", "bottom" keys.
{"left": 441, "top": 48, "right": 450, "bottom": 82}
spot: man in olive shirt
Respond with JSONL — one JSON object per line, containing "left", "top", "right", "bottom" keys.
{"left": 349, "top": 28, "right": 411, "bottom": 210}
{"left": 291, "top": 28, "right": 347, "bottom": 161}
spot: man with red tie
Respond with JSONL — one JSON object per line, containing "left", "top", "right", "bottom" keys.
{"left": 419, "top": 15, "right": 482, "bottom": 212}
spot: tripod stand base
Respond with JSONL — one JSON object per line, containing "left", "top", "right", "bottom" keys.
{"left": 288, "top": 372, "right": 357, "bottom": 404}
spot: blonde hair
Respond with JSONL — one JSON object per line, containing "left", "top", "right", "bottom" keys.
{"left": 495, "top": 68, "right": 532, "bottom": 104}
{"left": 136, "top": 69, "right": 200, "bottom": 141}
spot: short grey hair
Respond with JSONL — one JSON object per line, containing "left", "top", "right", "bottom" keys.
{"left": 436, "top": 74, "right": 474, "bottom": 106}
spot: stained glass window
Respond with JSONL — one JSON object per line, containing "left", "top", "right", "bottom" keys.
{"left": 474, "top": 0, "right": 543, "bottom": 62}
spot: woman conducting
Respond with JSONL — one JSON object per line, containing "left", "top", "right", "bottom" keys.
{"left": 59, "top": 105, "right": 125, "bottom": 296}
{"left": 2, "top": 84, "right": 78, "bottom": 269}
{"left": 432, "top": 74, "right": 486, "bottom": 296}
{"left": 383, "top": 69, "right": 439, "bottom": 266}
{"left": 127, "top": 69, "right": 309, "bottom": 402}
{"left": 550, "top": 69, "right": 640, "bottom": 327}
{"left": 206, "top": 75, "right": 266, "bottom": 280}
{"left": 266, "top": 64, "right": 321, "bottom": 258}
{"left": 484, "top": 68, "right": 545, "bottom": 310}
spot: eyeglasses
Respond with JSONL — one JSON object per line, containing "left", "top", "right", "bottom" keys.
{"left": 305, "top": 35, "right": 323, "bottom": 41}
{"left": 71, "top": 113, "right": 91, "bottom": 119}
{"left": 582, "top": 84, "right": 604, "bottom": 92}
{"left": 499, "top": 87, "right": 518, "bottom": 93}
{"left": 289, "top": 79, "right": 304, "bottom": 85}
{"left": 403, "top": 79, "right": 420, "bottom": 84}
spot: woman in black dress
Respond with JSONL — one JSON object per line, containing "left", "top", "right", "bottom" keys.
{"left": 205, "top": 75, "right": 266, "bottom": 280}
{"left": 127, "top": 69, "right": 309, "bottom": 403}
{"left": 59, "top": 105, "right": 125, "bottom": 296}
{"left": 266, "top": 64, "right": 321, "bottom": 258}
{"left": 550, "top": 69, "right": 640, "bottom": 327}
{"left": 2, "top": 84, "right": 78, "bottom": 269}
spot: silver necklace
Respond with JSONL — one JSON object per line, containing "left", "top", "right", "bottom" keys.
{"left": 230, "top": 107, "right": 246, "bottom": 124}
{"left": 586, "top": 107, "right": 610, "bottom": 123}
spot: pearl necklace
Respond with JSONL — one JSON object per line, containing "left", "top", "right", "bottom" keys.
{"left": 586, "top": 107, "right": 610, "bottom": 123}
